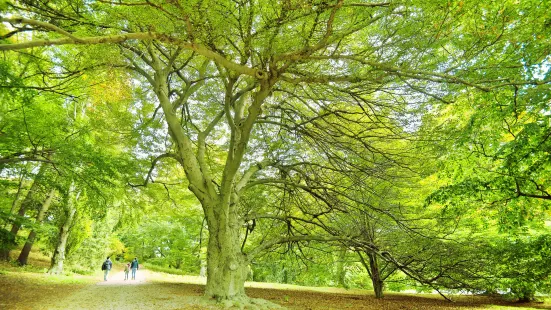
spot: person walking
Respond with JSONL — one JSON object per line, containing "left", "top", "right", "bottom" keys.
{"left": 124, "top": 263, "right": 130, "bottom": 280}
{"left": 101, "top": 257, "right": 112, "bottom": 281}
{"left": 130, "top": 257, "right": 139, "bottom": 280}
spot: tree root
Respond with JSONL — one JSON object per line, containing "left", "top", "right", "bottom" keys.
{"left": 197, "top": 295, "right": 286, "bottom": 310}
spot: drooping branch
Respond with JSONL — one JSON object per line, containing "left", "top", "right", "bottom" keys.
{"left": 0, "top": 28, "right": 154, "bottom": 50}
{"left": 246, "top": 235, "right": 347, "bottom": 259}
{"left": 0, "top": 149, "right": 55, "bottom": 165}
{"left": 343, "top": 2, "right": 391, "bottom": 7}
{"left": 281, "top": 56, "right": 491, "bottom": 92}
{"left": 128, "top": 153, "right": 180, "bottom": 187}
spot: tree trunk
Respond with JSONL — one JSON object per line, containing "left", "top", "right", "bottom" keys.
{"left": 18, "top": 189, "right": 55, "bottom": 266}
{"left": 336, "top": 247, "right": 348, "bottom": 288}
{"left": 149, "top": 59, "right": 272, "bottom": 303}
{"left": 3, "top": 168, "right": 26, "bottom": 229}
{"left": 0, "top": 165, "right": 44, "bottom": 261}
{"left": 48, "top": 184, "right": 77, "bottom": 275}
{"left": 367, "top": 252, "right": 384, "bottom": 299}
{"left": 205, "top": 199, "right": 248, "bottom": 301}
{"left": 48, "top": 206, "right": 76, "bottom": 274}
{"left": 203, "top": 203, "right": 248, "bottom": 301}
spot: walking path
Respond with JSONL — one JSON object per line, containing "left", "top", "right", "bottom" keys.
{"left": 97, "top": 269, "right": 147, "bottom": 285}
{"left": 46, "top": 270, "right": 207, "bottom": 310}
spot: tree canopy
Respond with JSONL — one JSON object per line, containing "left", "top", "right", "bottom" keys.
{"left": 1, "top": 0, "right": 550, "bottom": 307}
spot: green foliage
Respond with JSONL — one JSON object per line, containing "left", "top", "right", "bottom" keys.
{"left": 488, "top": 234, "right": 551, "bottom": 301}
{"left": 1, "top": 0, "right": 551, "bottom": 302}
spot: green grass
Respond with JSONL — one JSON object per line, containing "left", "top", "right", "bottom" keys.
{"left": 142, "top": 262, "right": 190, "bottom": 276}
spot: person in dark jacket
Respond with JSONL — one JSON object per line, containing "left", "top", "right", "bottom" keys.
{"left": 130, "top": 257, "right": 139, "bottom": 280}
{"left": 102, "top": 257, "right": 113, "bottom": 281}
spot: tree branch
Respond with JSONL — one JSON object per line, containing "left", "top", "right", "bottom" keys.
{"left": 247, "top": 235, "right": 345, "bottom": 259}
{"left": 128, "top": 153, "right": 180, "bottom": 187}
{"left": 0, "top": 19, "right": 267, "bottom": 79}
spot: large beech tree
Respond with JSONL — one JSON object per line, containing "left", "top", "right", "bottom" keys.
{"left": 1, "top": 0, "right": 548, "bottom": 304}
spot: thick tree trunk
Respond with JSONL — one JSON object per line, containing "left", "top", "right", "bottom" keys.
{"left": 18, "top": 189, "right": 55, "bottom": 266}
{"left": 204, "top": 210, "right": 248, "bottom": 301}
{"left": 367, "top": 252, "right": 384, "bottom": 299}
{"left": 1, "top": 166, "right": 44, "bottom": 261}
{"left": 48, "top": 204, "right": 76, "bottom": 274}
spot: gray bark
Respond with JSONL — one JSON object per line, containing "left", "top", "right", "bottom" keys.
{"left": 137, "top": 49, "right": 272, "bottom": 302}
{"left": 203, "top": 201, "right": 248, "bottom": 300}
{"left": 358, "top": 251, "right": 384, "bottom": 299}
{"left": 4, "top": 168, "right": 26, "bottom": 228}
{"left": 48, "top": 184, "right": 77, "bottom": 274}
{"left": 367, "top": 252, "right": 384, "bottom": 299}
{"left": 48, "top": 206, "right": 76, "bottom": 274}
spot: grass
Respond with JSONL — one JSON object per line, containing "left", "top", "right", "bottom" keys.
{"left": 142, "top": 262, "right": 191, "bottom": 276}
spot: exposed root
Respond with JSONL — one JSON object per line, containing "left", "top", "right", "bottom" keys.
{"left": 197, "top": 295, "right": 286, "bottom": 310}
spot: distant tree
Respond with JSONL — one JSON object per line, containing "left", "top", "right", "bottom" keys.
{"left": 0, "top": 34, "right": 141, "bottom": 270}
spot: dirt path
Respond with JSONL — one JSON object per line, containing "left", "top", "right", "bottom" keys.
{"left": 46, "top": 270, "right": 209, "bottom": 310}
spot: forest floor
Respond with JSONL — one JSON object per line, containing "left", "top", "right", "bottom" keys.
{"left": 1, "top": 261, "right": 550, "bottom": 310}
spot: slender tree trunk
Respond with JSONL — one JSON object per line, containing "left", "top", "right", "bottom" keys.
{"left": 18, "top": 189, "right": 55, "bottom": 266}
{"left": 10, "top": 164, "right": 45, "bottom": 235}
{"left": 203, "top": 201, "right": 248, "bottom": 301}
{"left": 49, "top": 184, "right": 77, "bottom": 275}
{"left": 367, "top": 252, "right": 384, "bottom": 299}
{"left": 48, "top": 206, "right": 76, "bottom": 274}
{"left": 3, "top": 167, "right": 26, "bottom": 229}
{"left": 336, "top": 247, "right": 348, "bottom": 288}
{"left": 1, "top": 165, "right": 44, "bottom": 260}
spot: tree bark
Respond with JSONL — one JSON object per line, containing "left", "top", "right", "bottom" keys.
{"left": 4, "top": 168, "right": 26, "bottom": 229}
{"left": 48, "top": 184, "right": 77, "bottom": 275}
{"left": 358, "top": 251, "right": 385, "bottom": 299}
{"left": 203, "top": 201, "right": 248, "bottom": 301}
{"left": 367, "top": 252, "right": 384, "bottom": 299}
{"left": 17, "top": 189, "right": 55, "bottom": 266}
{"left": 336, "top": 247, "right": 348, "bottom": 288}
{"left": 48, "top": 206, "right": 76, "bottom": 274}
